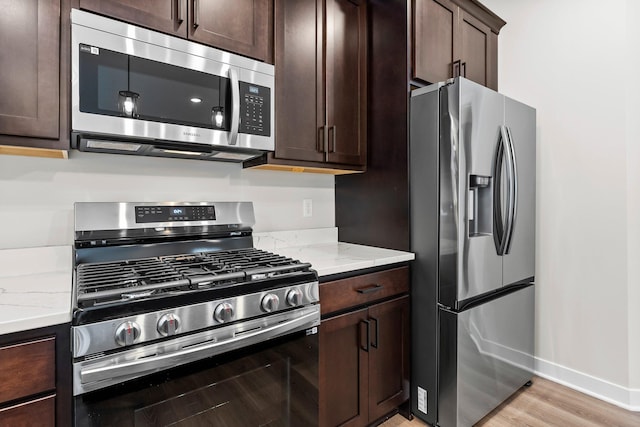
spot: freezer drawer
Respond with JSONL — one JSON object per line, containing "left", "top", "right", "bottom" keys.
{"left": 438, "top": 285, "right": 534, "bottom": 427}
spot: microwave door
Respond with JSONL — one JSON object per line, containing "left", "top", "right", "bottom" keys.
{"left": 78, "top": 45, "right": 129, "bottom": 118}
{"left": 128, "top": 56, "right": 232, "bottom": 135}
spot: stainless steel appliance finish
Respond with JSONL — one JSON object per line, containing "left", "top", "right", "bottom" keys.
{"left": 74, "top": 201, "right": 256, "bottom": 233}
{"left": 71, "top": 201, "right": 320, "bottom": 413}
{"left": 410, "top": 77, "right": 536, "bottom": 427}
{"left": 73, "top": 282, "right": 319, "bottom": 358}
{"left": 438, "top": 286, "right": 534, "bottom": 427}
{"left": 75, "top": 304, "right": 320, "bottom": 395}
{"left": 70, "top": 9, "right": 274, "bottom": 162}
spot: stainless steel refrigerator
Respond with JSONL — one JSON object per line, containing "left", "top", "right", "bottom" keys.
{"left": 409, "top": 77, "right": 535, "bottom": 427}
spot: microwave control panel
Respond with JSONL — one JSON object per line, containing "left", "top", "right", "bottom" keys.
{"left": 239, "top": 82, "right": 271, "bottom": 137}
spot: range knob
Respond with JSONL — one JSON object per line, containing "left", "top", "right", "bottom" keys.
{"left": 214, "top": 302, "right": 235, "bottom": 323}
{"left": 157, "top": 313, "right": 181, "bottom": 336}
{"left": 286, "top": 288, "right": 304, "bottom": 307}
{"left": 261, "top": 293, "right": 280, "bottom": 312}
{"left": 115, "top": 321, "right": 141, "bottom": 347}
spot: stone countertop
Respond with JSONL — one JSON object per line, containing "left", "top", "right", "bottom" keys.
{"left": 0, "top": 228, "right": 414, "bottom": 335}
{"left": 0, "top": 246, "right": 73, "bottom": 335}
{"left": 254, "top": 228, "right": 415, "bottom": 277}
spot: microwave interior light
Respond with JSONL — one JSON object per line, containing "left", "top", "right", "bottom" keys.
{"left": 213, "top": 151, "right": 254, "bottom": 161}
{"left": 190, "top": 97, "right": 202, "bottom": 103}
{"left": 160, "top": 149, "right": 204, "bottom": 156}
{"left": 86, "top": 140, "right": 142, "bottom": 152}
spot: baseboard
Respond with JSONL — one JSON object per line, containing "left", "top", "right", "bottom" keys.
{"left": 535, "top": 357, "right": 640, "bottom": 412}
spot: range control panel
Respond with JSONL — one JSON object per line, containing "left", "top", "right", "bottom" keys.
{"left": 135, "top": 205, "right": 216, "bottom": 223}
{"left": 239, "top": 82, "right": 271, "bottom": 137}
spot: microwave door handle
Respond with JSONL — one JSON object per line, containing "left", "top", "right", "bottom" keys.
{"left": 228, "top": 68, "right": 240, "bottom": 146}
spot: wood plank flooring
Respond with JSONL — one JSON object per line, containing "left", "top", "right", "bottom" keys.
{"left": 379, "top": 376, "right": 640, "bottom": 426}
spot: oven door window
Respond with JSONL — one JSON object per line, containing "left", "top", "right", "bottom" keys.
{"left": 78, "top": 45, "right": 232, "bottom": 130}
{"left": 74, "top": 331, "right": 318, "bottom": 427}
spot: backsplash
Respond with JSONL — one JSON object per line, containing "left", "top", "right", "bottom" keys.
{"left": 0, "top": 151, "right": 335, "bottom": 249}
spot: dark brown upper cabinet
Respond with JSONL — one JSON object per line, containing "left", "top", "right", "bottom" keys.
{"left": 412, "top": 0, "right": 505, "bottom": 90}
{"left": 0, "top": 0, "right": 69, "bottom": 158}
{"left": 188, "top": 0, "right": 272, "bottom": 63}
{"left": 245, "top": 0, "right": 367, "bottom": 174}
{"left": 79, "top": 0, "right": 273, "bottom": 63}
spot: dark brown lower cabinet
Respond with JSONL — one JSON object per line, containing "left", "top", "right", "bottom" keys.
{"left": 320, "top": 293, "right": 410, "bottom": 427}
{"left": 0, "top": 395, "right": 55, "bottom": 426}
{"left": 0, "top": 324, "right": 71, "bottom": 427}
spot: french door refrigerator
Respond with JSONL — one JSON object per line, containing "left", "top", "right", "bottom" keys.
{"left": 409, "top": 77, "right": 536, "bottom": 427}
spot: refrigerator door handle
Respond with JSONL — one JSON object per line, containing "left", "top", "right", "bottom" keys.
{"left": 493, "top": 127, "right": 508, "bottom": 255}
{"left": 504, "top": 127, "right": 518, "bottom": 254}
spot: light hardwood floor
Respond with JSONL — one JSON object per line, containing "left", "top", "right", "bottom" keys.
{"left": 379, "top": 376, "right": 640, "bottom": 427}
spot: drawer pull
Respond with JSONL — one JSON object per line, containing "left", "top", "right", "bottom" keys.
{"left": 356, "top": 284, "right": 384, "bottom": 294}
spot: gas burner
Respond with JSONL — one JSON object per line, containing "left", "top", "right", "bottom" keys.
{"left": 75, "top": 248, "right": 312, "bottom": 308}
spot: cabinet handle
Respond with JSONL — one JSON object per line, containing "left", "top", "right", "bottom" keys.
{"left": 317, "top": 127, "right": 325, "bottom": 153}
{"left": 360, "top": 319, "right": 370, "bottom": 352}
{"left": 453, "top": 60, "right": 461, "bottom": 78}
{"left": 175, "top": 0, "right": 183, "bottom": 24}
{"left": 192, "top": 0, "right": 199, "bottom": 29}
{"left": 461, "top": 62, "right": 467, "bottom": 77}
{"left": 328, "top": 125, "right": 336, "bottom": 153}
{"left": 370, "top": 316, "right": 379, "bottom": 349}
{"left": 356, "top": 284, "right": 384, "bottom": 294}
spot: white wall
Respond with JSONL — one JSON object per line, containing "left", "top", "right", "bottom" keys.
{"left": 626, "top": 0, "right": 640, "bottom": 394}
{"left": 483, "top": 0, "right": 638, "bottom": 407}
{"left": 0, "top": 151, "right": 335, "bottom": 249}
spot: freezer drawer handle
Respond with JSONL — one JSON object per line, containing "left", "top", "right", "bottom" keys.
{"left": 356, "top": 284, "right": 384, "bottom": 294}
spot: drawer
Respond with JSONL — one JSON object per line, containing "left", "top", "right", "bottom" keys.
{"left": 0, "top": 395, "right": 55, "bottom": 427}
{"left": 320, "top": 266, "right": 409, "bottom": 315}
{"left": 0, "top": 337, "right": 55, "bottom": 404}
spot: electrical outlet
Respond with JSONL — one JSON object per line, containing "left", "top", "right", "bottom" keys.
{"left": 303, "top": 199, "right": 313, "bottom": 217}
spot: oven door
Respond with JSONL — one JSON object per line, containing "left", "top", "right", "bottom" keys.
{"left": 74, "top": 326, "right": 318, "bottom": 427}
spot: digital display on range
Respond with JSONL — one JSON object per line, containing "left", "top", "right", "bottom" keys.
{"left": 135, "top": 205, "right": 216, "bottom": 223}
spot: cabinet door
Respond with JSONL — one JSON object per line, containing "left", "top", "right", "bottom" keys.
{"left": 0, "top": 395, "right": 55, "bottom": 427}
{"left": 79, "top": 0, "right": 187, "bottom": 37}
{"left": 368, "top": 295, "right": 410, "bottom": 421}
{"left": 273, "top": 0, "right": 325, "bottom": 163}
{"left": 325, "top": 0, "right": 367, "bottom": 166}
{"left": 412, "top": 0, "right": 457, "bottom": 84}
{"left": 0, "top": 0, "right": 59, "bottom": 139}
{"left": 0, "top": 338, "right": 55, "bottom": 403}
{"left": 320, "top": 308, "right": 369, "bottom": 427}
{"left": 458, "top": 9, "right": 496, "bottom": 89}
{"left": 189, "top": 0, "right": 273, "bottom": 63}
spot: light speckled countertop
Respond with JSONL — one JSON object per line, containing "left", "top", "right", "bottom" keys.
{"left": 254, "top": 228, "right": 415, "bottom": 277}
{"left": 0, "top": 228, "right": 413, "bottom": 335}
{"left": 0, "top": 246, "right": 72, "bottom": 335}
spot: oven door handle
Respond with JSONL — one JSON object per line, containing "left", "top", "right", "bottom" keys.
{"left": 80, "top": 309, "right": 319, "bottom": 386}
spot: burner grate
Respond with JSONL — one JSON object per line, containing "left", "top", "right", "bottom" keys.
{"left": 76, "top": 248, "right": 311, "bottom": 307}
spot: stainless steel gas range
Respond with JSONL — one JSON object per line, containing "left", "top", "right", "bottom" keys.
{"left": 71, "top": 201, "right": 319, "bottom": 426}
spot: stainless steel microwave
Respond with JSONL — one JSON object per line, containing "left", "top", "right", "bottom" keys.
{"left": 70, "top": 9, "right": 274, "bottom": 162}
